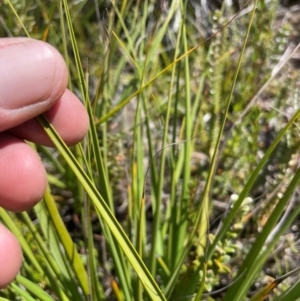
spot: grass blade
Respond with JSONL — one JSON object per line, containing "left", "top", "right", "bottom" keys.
{"left": 37, "top": 115, "right": 166, "bottom": 301}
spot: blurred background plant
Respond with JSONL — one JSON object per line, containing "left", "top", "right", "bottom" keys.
{"left": 0, "top": 0, "right": 300, "bottom": 300}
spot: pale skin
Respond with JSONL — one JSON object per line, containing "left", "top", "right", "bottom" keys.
{"left": 0, "top": 38, "right": 89, "bottom": 288}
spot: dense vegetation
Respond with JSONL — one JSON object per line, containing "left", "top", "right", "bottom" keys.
{"left": 1, "top": 0, "right": 300, "bottom": 300}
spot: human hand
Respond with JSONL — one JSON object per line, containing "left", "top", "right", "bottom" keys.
{"left": 0, "top": 38, "right": 89, "bottom": 288}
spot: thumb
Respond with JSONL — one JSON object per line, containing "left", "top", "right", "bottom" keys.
{"left": 0, "top": 38, "right": 68, "bottom": 132}
{"left": 0, "top": 224, "right": 22, "bottom": 288}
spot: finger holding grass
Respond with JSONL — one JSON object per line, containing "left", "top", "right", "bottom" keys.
{"left": 0, "top": 38, "right": 89, "bottom": 288}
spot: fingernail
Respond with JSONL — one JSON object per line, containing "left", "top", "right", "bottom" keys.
{"left": 0, "top": 38, "right": 67, "bottom": 110}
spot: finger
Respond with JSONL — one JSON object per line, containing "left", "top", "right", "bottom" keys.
{"left": 0, "top": 224, "right": 22, "bottom": 289}
{"left": 0, "top": 38, "right": 68, "bottom": 132}
{"left": 0, "top": 133, "right": 47, "bottom": 212}
{"left": 8, "top": 89, "right": 89, "bottom": 147}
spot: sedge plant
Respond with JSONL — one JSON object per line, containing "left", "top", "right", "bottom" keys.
{"left": 0, "top": 0, "right": 300, "bottom": 300}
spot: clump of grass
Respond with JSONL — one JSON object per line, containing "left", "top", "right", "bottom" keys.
{"left": 1, "top": 0, "right": 300, "bottom": 300}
